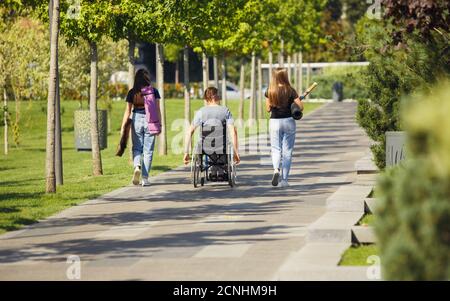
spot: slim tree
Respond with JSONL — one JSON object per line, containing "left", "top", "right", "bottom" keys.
{"left": 109, "top": 0, "right": 154, "bottom": 90}
{"left": 257, "top": 56, "right": 263, "bottom": 119}
{"left": 45, "top": 0, "right": 60, "bottom": 193}
{"left": 213, "top": 56, "right": 219, "bottom": 92}
{"left": 155, "top": 43, "right": 167, "bottom": 155}
{"left": 238, "top": 60, "right": 246, "bottom": 123}
{"left": 60, "top": 1, "right": 113, "bottom": 176}
{"left": 221, "top": 54, "right": 227, "bottom": 106}
{"left": 89, "top": 41, "right": 102, "bottom": 175}
{"left": 249, "top": 51, "right": 257, "bottom": 123}
{"left": 183, "top": 46, "right": 190, "bottom": 123}
{"left": 49, "top": 0, "right": 63, "bottom": 185}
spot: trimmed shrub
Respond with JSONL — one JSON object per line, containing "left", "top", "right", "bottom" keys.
{"left": 309, "top": 66, "right": 368, "bottom": 100}
{"left": 374, "top": 82, "right": 450, "bottom": 280}
{"left": 355, "top": 17, "right": 449, "bottom": 169}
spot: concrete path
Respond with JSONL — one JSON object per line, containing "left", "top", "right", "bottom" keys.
{"left": 0, "top": 102, "right": 372, "bottom": 280}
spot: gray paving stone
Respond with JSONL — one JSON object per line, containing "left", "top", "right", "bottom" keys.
{"left": 193, "top": 244, "right": 252, "bottom": 258}
{"left": 0, "top": 102, "right": 375, "bottom": 280}
{"left": 355, "top": 153, "right": 378, "bottom": 174}
{"left": 365, "top": 198, "right": 378, "bottom": 213}
{"left": 352, "top": 226, "right": 376, "bottom": 244}
{"left": 307, "top": 212, "right": 363, "bottom": 243}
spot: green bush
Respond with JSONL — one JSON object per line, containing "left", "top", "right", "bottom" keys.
{"left": 309, "top": 66, "right": 368, "bottom": 100}
{"left": 374, "top": 82, "right": 450, "bottom": 280}
{"left": 355, "top": 17, "right": 449, "bottom": 169}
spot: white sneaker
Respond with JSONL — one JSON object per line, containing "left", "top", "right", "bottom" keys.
{"left": 280, "top": 180, "right": 290, "bottom": 188}
{"left": 132, "top": 166, "right": 141, "bottom": 185}
{"left": 141, "top": 178, "right": 150, "bottom": 187}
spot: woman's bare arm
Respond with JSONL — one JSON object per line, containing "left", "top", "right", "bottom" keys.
{"left": 183, "top": 124, "right": 198, "bottom": 164}
{"left": 121, "top": 102, "right": 133, "bottom": 132}
{"left": 293, "top": 97, "right": 304, "bottom": 111}
{"left": 227, "top": 124, "right": 240, "bottom": 163}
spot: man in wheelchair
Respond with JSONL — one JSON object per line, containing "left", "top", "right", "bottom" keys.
{"left": 183, "top": 87, "right": 240, "bottom": 187}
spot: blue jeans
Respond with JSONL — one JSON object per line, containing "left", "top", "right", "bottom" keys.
{"left": 131, "top": 112, "right": 156, "bottom": 178}
{"left": 269, "top": 117, "right": 296, "bottom": 181}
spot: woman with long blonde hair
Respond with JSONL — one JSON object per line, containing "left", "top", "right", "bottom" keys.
{"left": 265, "top": 68, "right": 304, "bottom": 187}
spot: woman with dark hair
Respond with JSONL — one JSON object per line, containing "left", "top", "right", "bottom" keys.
{"left": 265, "top": 68, "right": 304, "bottom": 188}
{"left": 120, "top": 69, "right": 161, "bottom": 186}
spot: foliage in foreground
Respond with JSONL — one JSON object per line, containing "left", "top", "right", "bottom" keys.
{"left": 374, "top": 83, "right": 450, "bottom": 280}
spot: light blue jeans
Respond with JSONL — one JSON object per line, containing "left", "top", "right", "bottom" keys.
{"left": 131, "top": 112, "right": 156, "bottom": 178}
{"left": 269, "top": 117, "right": 296, "bottom": 181}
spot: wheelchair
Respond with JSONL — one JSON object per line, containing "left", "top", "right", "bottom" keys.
{"left": 190, "top": 120, "right": 237, "bottom": 188}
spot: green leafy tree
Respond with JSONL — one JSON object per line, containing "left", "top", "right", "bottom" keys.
{"left": 109, "top": 0, "right": 159, "bottom": 90}
{"left": 355, "top": 13, "right": 450, "bottom": 168}
{"left": 164, "top": 43, "right": 183, "bottom": 85}
{"left": 60, "top": 0, "right": 114, "bottom": 176}
{"left": 0, "top": 17, "right": 49, "bottom": 148}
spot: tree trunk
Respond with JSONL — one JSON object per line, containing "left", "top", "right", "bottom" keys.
{"left": 89, "top": 41, "right": 103, "bottom": 176}
{"left": 183, "top": 46, "right": 190, "bottom": 123}
{"left": 128, "top": 39, "right": 135, "bottom": 90}
{"left": 221, "top": 54, "right": 227, "bottom": 106}
{"left": 202, "top": 52, "right": 208, "bottom": 99}
{"left": 175, "top": 60, "right": 179, "bottom": 85}
{"left": 306, "top": 59, "right": 311, "bottom": 99}
{"left": 268, "top": 45, "right": 273, "bottom": 84}
{"left": 127, "top": 39, "right": 136, "bottom": 166}
{"left": 45, "top": 0, "right": 60, "bottom": 193}
{"left": 54, "top": 66, "right": 63, "bottom": 185}
{"left": 238, "top": 59, "right": 245, "bottom": 123}
{"left": 3, "top": 88, "right": 8, "bottom": 155}
{"left": 13, "top": 86, "right": 19, "bottom": 146}
{"left": 257, "top": 56, "right": 263, "bottom": 119}
{"left": 298, "top": 52, "right": 303, "bottom": 93}
{"left": 249, "top": 52, "right": 256, "bottom": 124}
{"left": 49, "top": 0, "right": 63, "bottom": 185}
{"left": 287, "top": 54, "right": 292, "bottom": 81}
{"left": 213, "top": 56, "right": 219, "bottom": 92}
{"left": 293, "top": 53, "right": 298, "bottom": 89}
{"left": 278, "top": 39, "right": 284, "bottom": 67}
{"left": 156, "top": 43, "right": 167, "bottom": 155}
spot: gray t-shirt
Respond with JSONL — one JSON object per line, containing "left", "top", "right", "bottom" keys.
{"left": 192, "top": 105, "right": 234, "bottom": 154}
{"left": 192, "top": 105, "right": 234, "bottom": 127}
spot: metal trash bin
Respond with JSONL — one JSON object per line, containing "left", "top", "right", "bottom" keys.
{"left": 74, "top": 109, "right": 108, "bottom": 151}
{"left": 332, "top": 81, "right": 344, "bottom": 102}
{"left": 386, "top": 131, "right": 406, "bottom": 166}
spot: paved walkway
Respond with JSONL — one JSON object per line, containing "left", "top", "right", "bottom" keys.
{"left": 0, "top": 102, "right": 372, "bottom": 280}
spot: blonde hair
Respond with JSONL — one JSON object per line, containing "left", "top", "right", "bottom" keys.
{"left": 267, "top": 68, "right": 292, "bottom": 108}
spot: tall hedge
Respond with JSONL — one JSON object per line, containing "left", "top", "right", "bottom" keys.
{"left": 374, "top": 82, "right": 450, "bottom": 280}
{"left": 355, "top": 17, "right": 448, "bottom": 169}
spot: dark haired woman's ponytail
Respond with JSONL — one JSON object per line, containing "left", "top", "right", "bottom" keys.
{"left": 133, "top": 69, "right": 152, "bottom": 92}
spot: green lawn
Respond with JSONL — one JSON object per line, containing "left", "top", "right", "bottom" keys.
{"left": 358, "top": 213, "right": 375, "bottom": 226}
{"left": 0, "top": 98, "right": 322, "bottom": 234}
{"left": 339, "top": 244, "right": 379, "bottom": 266}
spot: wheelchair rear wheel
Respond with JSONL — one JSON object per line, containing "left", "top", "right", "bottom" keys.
{"left": 192, "top": 155, "right": 202, "bottom": 188}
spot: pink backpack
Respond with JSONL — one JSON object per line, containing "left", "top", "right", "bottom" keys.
{"left": 141, "top": 86, "right": 161, "bottom": 135}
